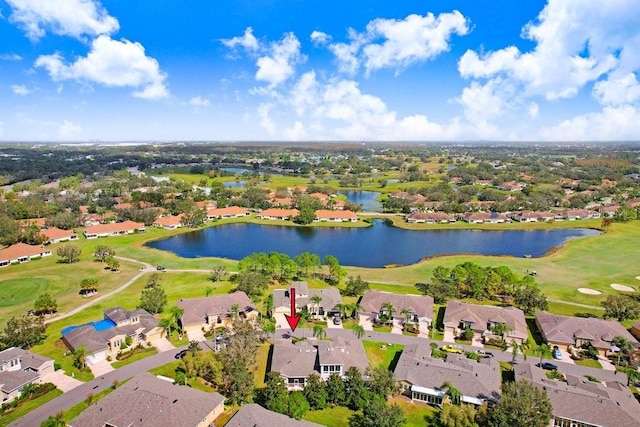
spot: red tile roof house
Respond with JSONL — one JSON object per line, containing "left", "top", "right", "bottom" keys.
{"left": 205, "top": 206, "right": 250, "bottom": 220}
{"left": 257, "top": 208, "right": 300, "bottom": 220}
{"left": 271, "top": 337, "right": 369, "bottom": 390}
{"left": 176, "top": 291, "right": 258, "bottom": 334}
{"left": 394, "top": 343, "right": 501, "bottom": 407}
{"left": 461, "top": 212, "right": 508, "bottom": 224}
{"left": 599, "top": 204, "right": 621, "bottom": 217}
{"left": 152, "top": 214, "right": 184, "bottom": 230}
{"left": 558, "top": 209, "right": 601, "bottom": 220}
{"left": 0, "top": 243, "right": 52, "bottom": 268}
{"left": 535, "top": 311, "right": 639, "bottom": 358}
{"left": 41, "top": 227, "right": 78, "bottom": 244}
{"left": 496, "top": 180, "right": 526, "bottom": 191}
{"left": 509, "top": 211, "right": 557, "bottom": 222}
{"left": 406, "top": 212, "right": 456, "bottom": 224}
{"left": 68, "top": 372, "right": 225, "bottom": 427}
{"left": 62, "top": 307, "right": 162, "bottom": 365}
{"left": 314, "top": 209, "right": 358, "bottom": 222}
{"left": 83, "top": 220, "right": 146, "bottom": 239}
{"left": 514, "top": 363, "right": 640, "bottom": 427}
{"left": 443, "top": 301, "right": 528, "bottom": 346}
{"left": 358, "top": 290, "right": 434, "bottom": 335}
{"left": 0, "top": 347, "right": 54, "bottom": 402}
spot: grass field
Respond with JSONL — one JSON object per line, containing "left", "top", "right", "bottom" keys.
{"left": 389, "top": 396, "right": 439, "bottom": 426}
{"left": 363, "top": 341, "right": 404, "bottom": 370}
{"left": 0, "top": 388, "right": 63, "bottom": 426}
{"left": 303, "top": 406, "right": 355, "bottom": 427}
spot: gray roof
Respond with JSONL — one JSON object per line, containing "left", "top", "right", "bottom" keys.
{"left": 394, "top": 343, "right": 501, "bottom": 402}
{"left": 443, "top": 300, "right": 527, "bottom": 340}
{"left": 104, "top": 307, "right": 148, "bottom": 324}
{"left": 69, "top": 372, "right": 225, "bottom": 427}
{"left": 536, "top": 311, "right": 639, "bottom": 350}
{"left": 514, "top": 363, "right": 640, "bottom": 427}
{"left": 62, "top": 308, "right": 158, "bottom": 354}
{"left": 177, "top": 291, "right": 256, "bottom": 326}
{"left": 0, "top": 369, "right": 39, "bottom": 393}
{"left": 271, "top": 337, "right": 369, "bottom": 378}
{"left": 0, "top": 347, "right": 51, "bottom": 370}
{"left": 0, "top": 347, "right": 53, "bottom": 392}
{"left": 226, "top": 404, "right": 322, "bottom": 427}
{"left": 359, "top": 290, "right": 434, "bottom": 319}
{"left": 273, "top": 286, "right": 342, "bottom": 313}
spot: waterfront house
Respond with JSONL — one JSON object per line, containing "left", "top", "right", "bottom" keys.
{"left": 83, "top": 220, "right": 146, "bottom": 239}
{"left": 406, "top": 212, "right": 456, "bottom": 224}
{"left": 205, "top": 206, "right": 250, "bottom": 220}
{"left": 257, "top": 208, "right": 299, "bottom": 220}
{"left": 152, "top": 214, "right": 184, "bottom": 230}
{"left": 314, "top": 209, "right": 358, "bottom": 222}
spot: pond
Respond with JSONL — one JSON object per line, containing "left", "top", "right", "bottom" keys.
{"left": 338, "top": 190, "right": 382, "bottom": 212}
{"left": 223, "top": 181, "right": 247, "bottom": 188}
{"left": 145, "top": 220, "right": 600, "bottom": 268}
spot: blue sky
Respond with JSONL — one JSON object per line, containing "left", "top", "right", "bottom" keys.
{"left": 1, "top": 0, "right": 639, "bottom": 142}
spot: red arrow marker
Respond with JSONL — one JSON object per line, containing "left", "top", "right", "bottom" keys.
{"left": 284, "top": 287, "right": 301, "bottom": 331}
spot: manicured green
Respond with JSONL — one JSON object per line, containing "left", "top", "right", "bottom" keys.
{"left": 363, "top": 340, "right": 404, "bottom": 370}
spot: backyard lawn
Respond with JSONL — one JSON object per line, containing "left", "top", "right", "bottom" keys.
{"left": 363, "top": 340, "right": 404, "bottom": 370}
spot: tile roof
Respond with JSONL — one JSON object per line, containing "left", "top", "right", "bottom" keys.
{"left": 394, "top": 343, "right": 501, "bottom": 402}
{"left": 177, "top": 292, "right": 256, "bottom": 326}
{"left": 536, "top": 311, "right": 639, "bottom": 350}
{"left": 359, "top": 290, "right": 434, "bottom": 319}
{"left": 514, "top": 363, "right": 640, "bottom": 427}
{"left": 443, "top": 300, "right": 528, "bottom": 340}
{"left": 206, "top": 206, "right": 249, "bottom": 216}
{"left": 0, "top": 243, "right": 50, "bottom": 262}
{"left": 258, "top": 208, "right": 300, "bottom": 218}
{"left": 41, "top": 227, "right": 76, "bottom": 240}
{"left": 315, "top": 209, "right": 357, "bottom": 219}
{"left": 152, "top": 214, "right": 184, "bottom": 226}
{"left": 84, "top": 220, "right": 145, "bottom": 235}
{"left": 273, "top": 285, "right": 342, "bottom": 314}
{"left": 68, "top": 372, "right": 225, "bottom": 427}
{"left": 226, "top": 404, "right": 322, "bottom": 427}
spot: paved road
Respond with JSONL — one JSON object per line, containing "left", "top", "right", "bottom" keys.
{"left": 8, "top": 345, "right": 186, "bottom": 427}
{"left": 44, "top": 257, "right": 154, "bottom": 325}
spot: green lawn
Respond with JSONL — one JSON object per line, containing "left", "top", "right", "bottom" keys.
{"left": 363, "top": 340, "right": 404, "bottom": 370}
{"left": 0, "top": 388, "right": 63, "bottom": 426}
{"left": 389, "top": 396, "right": 439, "bottom": 426}
{"left": 254, "top": 343, "right": 271, "bottom": 387}
{"left": 110, "top": 347, "right": 158, "bottom": 369}
{"left": 574, "top": 359, "right": 602, "bottom": 369}
{"left": 303, "top": 406, "right": 355, "bottom": 427}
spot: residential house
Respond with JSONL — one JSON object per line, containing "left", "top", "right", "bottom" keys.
{"left": 152, "top": 214, "right": 184, "bottom": 230}
{"left": 83, "top": 220, "right": 146, "bottom": 239}
{"left": 535, "top": 311, "right": 639, "bottom": 358}
{"left": 514, "top": 363, "right": 640, "bottom": 427}
{"left": 394, "top": 343, "right": 501, "bottom": 407}
{"left": 626, "top": 198, "right": 640, "bottom": 208}
{"left": 630, "top": 321, "right": 640, "bottom": 341}
{"left": 558, "top": 209, "right": 600, "bottom": 220}
{"left": 497, "top": 181, "right": 525, "bottom": 191}
{"left": 225, "top": 403, "right": 322, "bottom": 427}
{"left": 0, "top": 348, "right": 54, "bottom": 402}
{"left": 269, "top": 197, "right": 294, "bottom": 208}
{"left": 206, "top": 206, "right": 250, "bottom": 220}
{"left": 68, "top": 372, "right": 225, "bottom": 427}
{"left": 81, "top": 212, "right": 116, "bottom": 227}
{"left": 358, "top": 290, "right": 434, "bottom": 334}
{"left": 258, "top": 208, "right": 300, "bottom": 220}
{"left": 62, "top": 307, "right": 161, "bottom": 364}
{"left": 273, "top": 281, "right": 342, "bottom": 319}
{"left": 599, "top": 204, "right": 621, "bottom": 218}
{"left": 443, "top": 301, "right": 528, "bottom": 345}
{"left": 314, "top": 209, "right": 358, "bottom": 222}
{"left": 406, "top": 212, "right": 456, "bottom": 224}
{"left": 271, "top": 337, "right": 369, "bottom": 390}
{"left": 41, "top": 227, "right": 78, "bottom": 244}
{"left": 0, "top": 243, "right": 52, "bottom": 268}
{"left": 176, "top": 291, "right": 258, "bottom": 333}
{"left": 509, "top": 211, "right": 557, "bottom": 222}
{"left": 460, "top": 212, "right": 508, "bottom": 224}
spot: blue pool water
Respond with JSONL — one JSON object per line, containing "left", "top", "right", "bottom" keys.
{"left": 61, "top": 319, "right": 116, "bottom": 335}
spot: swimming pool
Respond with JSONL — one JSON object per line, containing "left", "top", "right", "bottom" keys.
{"left": 61, "top": 318, "right": 116, "bottom": 335}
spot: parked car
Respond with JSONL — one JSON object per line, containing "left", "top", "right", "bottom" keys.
{"left": 442, "top": 345, "right": 464, "bottom": 354}
{"left": 477, "top": 349, "right": 494, "bottom": 358}
{"left": 332, "top": 315, "right": 342, "bottom": 325}
{"left": 157, "top": 265, "right": 165, "bottom": 271}
{"left": 536, "top": 362, "right": 558, "bottom": 370}
{"left": 552, "top": 345, "right": 562, "bottom": 360}
{"left": 174, "top": 349, "right": 188, "bottom": 359}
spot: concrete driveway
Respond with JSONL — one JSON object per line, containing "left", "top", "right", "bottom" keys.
{"left": 186, "top": 329, "right": 205, "bottom": 342}
{"left": 43, "top": 370, "right": 83, "bottom": 392}
{"left": 89, "top": 359, "right": 114, "bottom": 377}
{"left": 152, "top": 337, "right": 175, "bottom": 353}
{"left": 443, "top": 329, "right": 455, "bottom": 343}
{"left": 471, "top": 336, "right": 484, "bottom": 348}
{"left": 326, "top": 317, "right": 343, "bottom": 329}
{"left": 274, "top": 313, "right": 288, "bottom": 329}
{"left": 391, "top": 318, "right": 403, "bottom": 335}
{"left": 359, "top": 314, "right": 373, "bottom": 331}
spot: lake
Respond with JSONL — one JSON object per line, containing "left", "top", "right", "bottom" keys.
{"left": 145, "top": 220, "right": 600, "bottom": 268}
{"left": 338, "top": 190, "right": 382, "bottom": 212}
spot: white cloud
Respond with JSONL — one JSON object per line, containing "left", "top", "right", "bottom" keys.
{"left": 188, "top": 96, "right": 210, "bottom": 108}
{"left": 593, "top": 73, "right": 640, "bottom": 105}
{"left": 458, "top": 0, "right": 640, "bottom": 101}
{"left": 310, "top": 30, "right": 330, "bottom": 45}
{"left": 257, "top": 103, "right": 276, "bottom": 135}
{"left": 283, "top": 121, "right": 307, "bottom": 140}
{"left": 11, "top": 84, "right": 31, "bottom": 95}
{"left": 221, "top": 27, "right": 259, "bottom": 52}
{"left": 324, "top": 11, "right": 469, "bottom": 75}
{"left": 541, "top": 105, "right": 640, "bottom": 140}
{"left": 528, "top": 102, "right": 539, "bottom": 119}
{"left": 255, "top": 32, "right": 304, "bottom": 86}
{"left": 35, "top": 35, "right": 168, "bottom": 100}
{"left": 457, "top": 79, "right": 506, "bottom": 123}
{"left": 58, "top": 119, "right": 82, "bottom": 138}
{"left": 0, "top": 53, "right": 23, "bottom": 61}
{"left": 6, "top": 0, "right": 119, "bottom": 41}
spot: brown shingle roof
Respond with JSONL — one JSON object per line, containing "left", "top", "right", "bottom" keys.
{"left": 68, "top": 373, "right": 225, "bottom": 427}
{"left": 177, "top": 292, "right": 256, "bottom": 327}
{"left": 226, "top": 404, "right": 322, "bottom": 427}
{"left": 359, "top": 290, "right": 434, "bottom": 319}
{"left": 443, "top": 301, "right": 527, "bottom": 340}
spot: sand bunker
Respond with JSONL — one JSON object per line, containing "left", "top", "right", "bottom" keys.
{"left": 611, "top": 284, "right": 635, "bottom": 292}
{"left": 578, "top": 288, "right": 602, "bottom": 295}
{"left": 636, "top": 276, "right": 640, "bottom": 281}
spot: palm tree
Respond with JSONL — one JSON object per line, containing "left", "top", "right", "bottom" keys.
{"left": 310, "top": 294, "right": 322, "bottom": 320}
{"left": 534, "top": 343, "right": 552, "bottom": 365}
{"left": 504, "top": 338, "right": 530, "bottom": 363}
{"left": 231, "top": 304, "right": 239, "bottom": 321}
{"left": 312, "top": 324, "right": 326, "bottom": 339}
{"left": 612, "top": 335, "right": 634, "bottom": 366}
{"left": 353, "top": 324, "right": 365, "bottom": 339}
{"left": 350, "top": 302, "right": 362, "bottom": 319}
{"left": 159, "top": 317, "right": 173, "bottom": 339}
{"left": 170, "top": 306, "right": 184, "bottom": 338}
{"left": 624, "top": 366, "right": 640, "bottom": 387}
{"left": 440, "top": 381, "right": 462, "bottom": 405}
{"left": 334, "top": 303, "right": 346, "bottom": 320}
{"left": 381, "top": 302, "right": 395, "bottom": 325}
{"left": 73, "top": 346, "right": 87, "bottom": 369}
{"left": 264, "top": 294, "right": 274, "bottom": 318}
